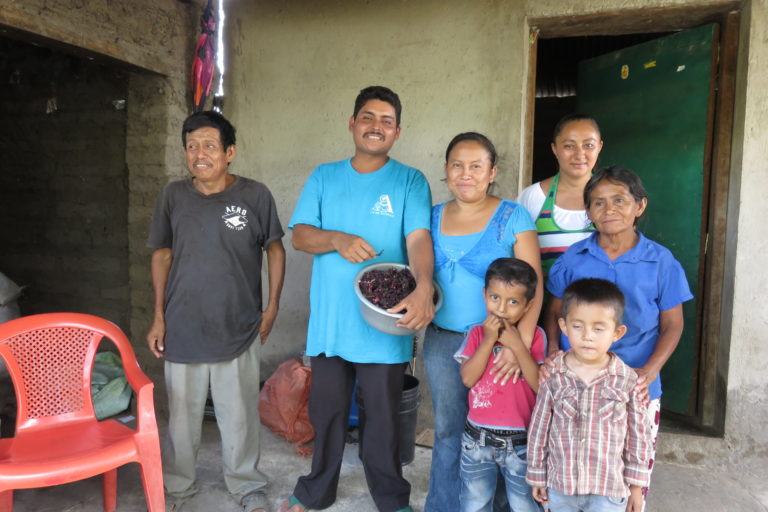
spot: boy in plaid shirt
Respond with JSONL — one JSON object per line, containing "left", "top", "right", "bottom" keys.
{"left": 526, "top": 279, "right": 651, "bottom": 512}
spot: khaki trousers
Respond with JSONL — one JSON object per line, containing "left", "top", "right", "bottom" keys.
{"left": 162, "top": 340, "right": 267, "bottom": 499}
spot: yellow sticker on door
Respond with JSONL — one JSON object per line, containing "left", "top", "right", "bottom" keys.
{"left": 644, "top": 60, "right": 657, "bottom": 69}
{"left": 621, "top": 64, "right": 629, "bottom": 80}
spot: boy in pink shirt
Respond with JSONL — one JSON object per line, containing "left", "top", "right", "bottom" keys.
{"left": 455, "top": 258, "right": 544, "bottom": 512}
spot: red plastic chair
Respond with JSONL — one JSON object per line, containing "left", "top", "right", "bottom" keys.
{"left": 0, "top": 313, "right": 165, "bottom": 512}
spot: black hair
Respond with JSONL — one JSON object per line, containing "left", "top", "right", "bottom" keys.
{"left": 484, "top": 258, "right": 537, "bottom": 301}
{"left": 445, "top": 132, "right": 498, "bottom": 167}
{"left": 353, "top": 85, "right": 402, "bottom": 126}
{"left": 583, "top": 165, "right": 648, "bottom": 212}
{"left": 561, "top": 278, "right": 625, "bottom": 325}
{"left": 181, "top": 111, "right": 237, "bottom": 149}
{"left": 552, "top": 113, "right": 601, "bottom": 142}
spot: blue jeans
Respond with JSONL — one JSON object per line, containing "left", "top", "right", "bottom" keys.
{"left": 547, "top": 489, "right": 627, "bottom": 512}
{"left": 423, "top": 325, "right": 468, "bottom": 512}
{"left": 459, "top": 432, "right": 541, "bottom": 512}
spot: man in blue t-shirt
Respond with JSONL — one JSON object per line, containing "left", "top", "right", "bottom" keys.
{"left": 284, "top": 86, "right": 434, "bottom": 512}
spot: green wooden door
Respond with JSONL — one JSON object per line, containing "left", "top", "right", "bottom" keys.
{"left": 577, "top": 24, "right": 717, "bottom": 416}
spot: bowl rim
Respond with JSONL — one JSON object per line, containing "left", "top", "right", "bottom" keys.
{"left": 354, "top": 262, "right": 443, "bottom": 319}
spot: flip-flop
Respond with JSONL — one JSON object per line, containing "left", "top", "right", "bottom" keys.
{"left": 279, "top": 495, "right": 309, "bottom": 512}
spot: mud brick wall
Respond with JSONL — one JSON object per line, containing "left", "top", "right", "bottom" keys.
{"left": 0, "top": 39, "right": 130, "bottom": 329}
{"left": 0, "top": 1, "right": 197, "bottom": 392}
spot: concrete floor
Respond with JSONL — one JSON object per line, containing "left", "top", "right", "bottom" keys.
{"left": 10, "top": 420, "right": 768, "bottom": 512}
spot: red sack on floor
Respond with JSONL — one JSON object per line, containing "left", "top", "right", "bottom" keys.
{"left": 259, "top": 358, "right": 314, "bottom": 456}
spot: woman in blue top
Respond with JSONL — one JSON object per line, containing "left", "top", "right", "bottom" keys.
{"left": 423, "top": 132, "right": 543, "bottom": 512}
{"left": 545, "top": 165, "right": 693, "bottom": 506}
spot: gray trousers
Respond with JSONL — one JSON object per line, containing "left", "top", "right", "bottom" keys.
{"left": 163, "top": 340, "right": 267, "bottom": 499}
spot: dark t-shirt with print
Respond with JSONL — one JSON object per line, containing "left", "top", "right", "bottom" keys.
{"left": 147, "top": 176, "right": 284, "bottom": 363}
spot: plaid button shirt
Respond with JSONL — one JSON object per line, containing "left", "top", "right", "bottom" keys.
{"left": 526, "top": 352, "right": 651, "bottom": 498}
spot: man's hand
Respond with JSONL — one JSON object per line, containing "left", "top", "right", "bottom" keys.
{"left": 626, "top": 485, "right": 644, "bottom": 511}
{"left": 388, "top": 283, "right": 435, "bottom": 331}
{"left": 331, "top": 232, "right": 377, "bottom": 263}
{"left": 259, "top": 304, "right": 279, "bottom": 344}
{"left": 532, "top": 486, "right": 548, "bottom": 505}
{"left": 148, "top": 249, "right": 171, "bottom": 359}
{"left": 490, "top": 346, "right": 521, "bottom": 385}
{"left": 538, "top": 350, "right": 563, "bottom": 382}
{"left": 498, "top": 321, "right": 524, "bottom": 349}
{"left": 146, "top": 318, "right": 165, "bottom": 359}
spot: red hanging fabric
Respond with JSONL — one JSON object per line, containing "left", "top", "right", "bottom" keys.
{"left": 192, "top": 0, "right": 216, "bottom": 112}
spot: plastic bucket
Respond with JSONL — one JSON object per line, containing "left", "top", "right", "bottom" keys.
{"left": 348, "top": 384, "right": 360, "bottom": 427}
{"left": 398, "top": 374, "right": 421, "bottom": 466}
{"left": 352, "top": 374, "right": 421, "bottom": 465}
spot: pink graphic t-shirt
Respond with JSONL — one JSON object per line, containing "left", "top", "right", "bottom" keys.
{"left": 457, "top": 325, "right": 546, "bottom": 429}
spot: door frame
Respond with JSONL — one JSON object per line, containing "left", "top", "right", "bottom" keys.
{"left": 523, "top": 3, "right": 741, "bottom": 435}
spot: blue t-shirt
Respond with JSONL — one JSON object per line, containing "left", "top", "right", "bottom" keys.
{"left": 289, "top": 158, "right": 432, "bottom": 363}
{"left": 547, "top": 231, "right": 693, "bottom": 400}
{"left": 432, "top": 200, "right": 536, "bottom": 332}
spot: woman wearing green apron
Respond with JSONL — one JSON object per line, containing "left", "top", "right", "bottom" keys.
{"left": 517, "top": 114, "right": 602, "bottom": 352}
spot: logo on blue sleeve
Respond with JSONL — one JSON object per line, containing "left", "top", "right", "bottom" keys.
{"left": 370, "top": 194, "right": 394, "bottom": 218}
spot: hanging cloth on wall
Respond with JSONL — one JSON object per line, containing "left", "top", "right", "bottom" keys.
{"left": 192, "top": 0, "right": 216, "bottom": 112}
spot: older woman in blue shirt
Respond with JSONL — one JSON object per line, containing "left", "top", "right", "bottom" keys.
{"left": 545, "top": 165, "right": 693, "bottom": 504}
{"left": 423, "top": 132, "right": 543, "bottom": 512}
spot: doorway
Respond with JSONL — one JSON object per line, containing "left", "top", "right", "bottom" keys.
{"left": 525, "top": 6, "right": 739, "bottom": 434}
{"left": 531, "top": 34, "right": 667, "bottom": 183}
{"left": 0, "top": 37, "right": 131, "bottom": 330}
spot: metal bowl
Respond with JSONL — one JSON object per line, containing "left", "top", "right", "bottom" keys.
{"left": 354, "top": 262, "right": 443, "bottom": 336}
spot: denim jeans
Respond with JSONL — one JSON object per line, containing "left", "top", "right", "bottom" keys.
{"left": 459, "top": 432, "right": 541, "bottom": 512}
{"left": 423, "top": 325, "right": 468, "bottom": 512}
{"left": 547, "top": 489, "right": 627, "bottom": 512}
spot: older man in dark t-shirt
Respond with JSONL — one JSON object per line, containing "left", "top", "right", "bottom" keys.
{"left": 147, "top": 111, "right": 285, "bottom": 512}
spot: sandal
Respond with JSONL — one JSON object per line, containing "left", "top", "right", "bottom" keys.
{"left": 279, "top": 495, "right": 309, "bottom": 512}
{"left": 241, "top": 490, "right": 268, "bottom": 512}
